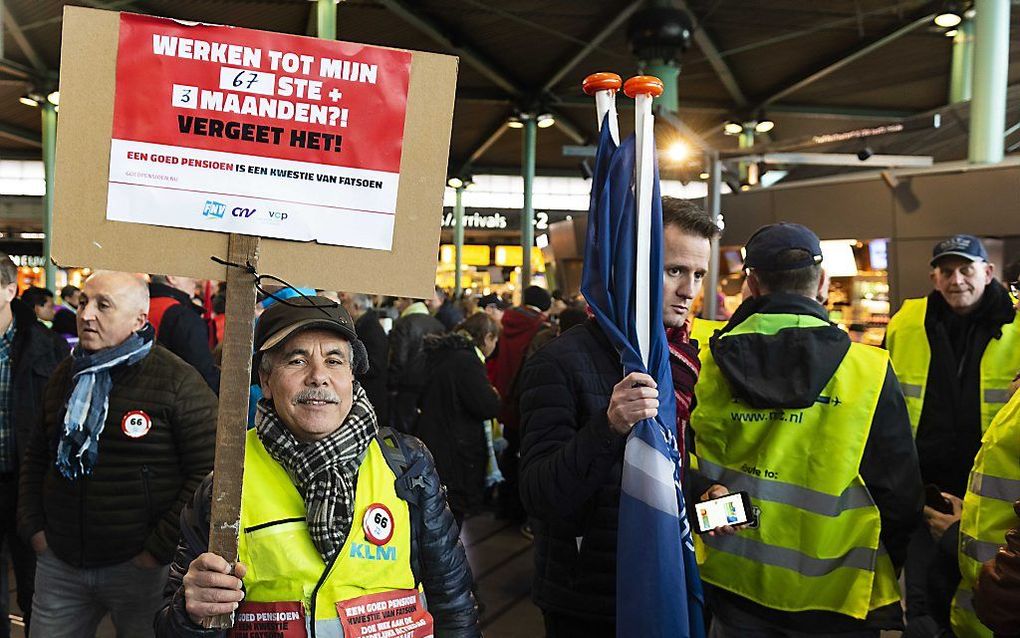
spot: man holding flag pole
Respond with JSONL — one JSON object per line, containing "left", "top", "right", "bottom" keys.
{"left": 518, "top": 72, "right": 731, "bottom": 638}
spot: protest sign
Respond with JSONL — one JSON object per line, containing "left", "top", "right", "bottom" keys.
{"left": 53, "top": 6, "right": 457, "bottom": 299}
{"left": 108, "top": 14, "right": 411, "bottom": 250}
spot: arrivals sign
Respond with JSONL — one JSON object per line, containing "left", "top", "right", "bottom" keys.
{"left": 107, "top": 14, "right": 411, "bottom": 250}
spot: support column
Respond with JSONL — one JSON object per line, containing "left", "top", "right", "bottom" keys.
{"left": 704, "top": 151, "right": 722, "bottom": 321}
{"left": 521, "top": 116, "right": 536, "bottom": 288}
{"left": 317, "top": 0, "right": 336, "bottom": 40}
{"left": 949, "top": 18, "right": 974, "bottom": 103}
{"left": 969, "top": 0, "right": 1010, "bottom": 164}
{"left": 41, "top": 102, "right": 56, "bottom": 289}
{"left": 453, "top": 186, "right": 465, "bottom": 297}
{"left": 738, "top": 123, "right": 755, "bottom": 184}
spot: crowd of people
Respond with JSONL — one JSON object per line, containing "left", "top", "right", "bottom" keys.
{"left": 0, "top": 196, "right": 1017, "bottom": 638}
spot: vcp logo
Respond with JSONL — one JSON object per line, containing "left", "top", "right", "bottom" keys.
{"left": 231, "top": 206, "right": 256, "bottom": 218}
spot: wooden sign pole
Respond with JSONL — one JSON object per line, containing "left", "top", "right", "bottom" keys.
{"left": 203, "top": 233, "right": 261, "bottom": 630}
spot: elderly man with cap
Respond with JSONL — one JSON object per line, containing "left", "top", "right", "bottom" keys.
{"left": 155, "top": 296, "right": 479, "bottom": 638}
{"left": 691, "top": 223, "right": 922, "bottom": 636}
{"left": 884, "top": 235, "right": 1020, "bottom": 635}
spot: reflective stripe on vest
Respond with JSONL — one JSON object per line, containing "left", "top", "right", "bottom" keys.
{"left": 886, "top": 297, "right": 1020, "bottom": 436}
{"left": 951, "top": 390, "right": 1020, "bottom": 638}
{"left": 236, "top": 430, "right": 419, "bottom": 638}
{"left": 692, "top": 313, "right": 900, "bottom": 619}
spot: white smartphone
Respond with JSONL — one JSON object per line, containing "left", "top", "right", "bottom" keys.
{"left": 693, "top": 491, "right": 753, "bottom": 534}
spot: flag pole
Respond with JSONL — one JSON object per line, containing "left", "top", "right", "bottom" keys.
{"left": 623, "top": 75, "right": 664, "bottom": 369}
{"left": 583, "top": 72, "right": 622, "bottom": 146}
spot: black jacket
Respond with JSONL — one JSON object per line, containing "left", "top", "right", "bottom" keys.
{"left": 18, "top": 343, "right": 218, "bottom": 567}
{"left": 388, "top": 310, "right": 445, "bottom": 393}
{"left": 9, "top": 299, "right": 69, "bottom": 466}
{"left": 355, "top": 308, "right": 389, "bottom": 426}
{"left": 914, "top": 282, "right": 1016, "bottom": 497}
{"left": 435, "top": 300, "right": 464, "bottom": 332}
{"left": 702, "top": 293, "right": 923, "bottom": 632}
{"left": 416, "top": 333, "right": 500, "bottom": 516}
{"left": 154, "top": 430, "right": 480, "bottom": 638}
{"left": 149, "top": 283, "right": 220, "bottom": 393}
{"left": 518, "top": 319, "right": 715, "bottom": 622}
{"left": 51, "top": 307, "right": 77, "bottom": 338}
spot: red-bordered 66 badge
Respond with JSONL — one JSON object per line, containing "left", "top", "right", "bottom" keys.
{"left": 121, "top": 410, "right": 152, "bottom": 439}
{"left": 363, "top": 503, "right": 394, "bottom": 546}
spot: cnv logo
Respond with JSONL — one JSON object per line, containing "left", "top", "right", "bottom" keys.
{"left": 202, "top": 200, "right": 226, "bottom": 219}
{"left": 349, "top": 542, "right": 396, "bottom": 561}
{"left": 231, "top": 206, "right": 257, "bottom": 218}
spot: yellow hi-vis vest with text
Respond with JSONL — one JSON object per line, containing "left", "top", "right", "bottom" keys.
{"left": 885, "top": 297, "right": 1020, "bottom": 436}
{"left": 692, "top": 313, "right": 900, "bottom": 619}
{"left": 236, "top": 429, "right": 420, "bottom": 638}
{"left": 951, "top": 390, "right": 1020, "bottom": 638}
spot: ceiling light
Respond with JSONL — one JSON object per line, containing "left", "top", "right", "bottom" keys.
{"left": 934, "top": 11, "right": 962, "bottom": 28}
{"left": 666, "top": 141, "right": 690, "bottom": 162}
{"left": 699, "top": 172, "right": 710, "bottom": 180}
{"left": 723, "top": 120, "right": 743, "bottom": 136}
{"left": 507, "top": 115, "right": 524, "bottom": 129}
{"left": 536, "top": 113, "right": 556, "bottom": 129}
{"left": 755, "top": 118, "right": 775, "bottom": 134}
{"left": 47, "top": 91, "right": 60, "bottom": 106}
{"left": 944, "top": 29, "right": 958, "bottom": 37}
{"left": 739, "top": 184, "right": 750, "bottom": 192}
{"left": 19, "top": 96, "right": 39, "bottom": 108}
{"left": 447, "top": 176, "right": 464, "bottom": 189}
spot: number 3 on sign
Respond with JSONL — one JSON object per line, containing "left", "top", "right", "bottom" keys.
{"left": 171, "top": 84, "right": 197, "bottom": 110}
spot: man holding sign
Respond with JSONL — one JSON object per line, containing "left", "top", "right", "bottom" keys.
{"left": 156, "top": 297, "right": 479, "bottom": 637}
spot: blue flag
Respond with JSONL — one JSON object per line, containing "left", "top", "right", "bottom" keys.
{"left": 581, "top": 115, "right": 706, "bottom": 638}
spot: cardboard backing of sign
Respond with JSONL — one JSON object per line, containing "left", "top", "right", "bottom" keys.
{"left": 53, "top": 6, "right": 457, "bottom": 298}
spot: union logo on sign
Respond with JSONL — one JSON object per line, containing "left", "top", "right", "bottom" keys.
{"left": 202, "top": 200, "right": 226, "bottom": 218}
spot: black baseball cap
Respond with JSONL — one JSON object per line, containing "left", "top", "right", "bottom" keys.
{"left": 930, "top": 234, "right": 989, "bottom": 266}
{"left": 255, "top": 296, "right": 358, "bottom": 354}
{"left": 743, "top": 223, "right": 823, "bottom": 271}
{"left": 478, "top": 293, "right": 506, "bottom": 310}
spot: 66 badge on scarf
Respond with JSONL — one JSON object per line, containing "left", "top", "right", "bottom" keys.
{"left": 363, "top": 504, "right": 394, "bottom": 546}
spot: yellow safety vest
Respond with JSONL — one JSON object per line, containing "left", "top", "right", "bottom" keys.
{"left": 885, "top": 297, "right": 1020, "bottom": 436}
{"left": 690, "top": 317, "right": 726, "bottom": 352}
{"left": 951, "top": 390, "right": 1020, "bottom": 638}
{"left": 235, "top": 430, "right": 423, "bottom": 638}
{"left": 692, "top": 312, "right": 901, "bottom": 619}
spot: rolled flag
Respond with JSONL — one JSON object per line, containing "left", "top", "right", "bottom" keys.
{"left": 580, "top": 73, "right": 705, "bottom": 638}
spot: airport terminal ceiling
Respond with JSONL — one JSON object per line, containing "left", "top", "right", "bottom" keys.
{"left": 2, "top": 0, "right": 1020, "bottom": 181}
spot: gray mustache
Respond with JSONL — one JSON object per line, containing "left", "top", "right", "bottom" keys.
{"left": 292, "top": 389, "right": 340, "bottom": 404}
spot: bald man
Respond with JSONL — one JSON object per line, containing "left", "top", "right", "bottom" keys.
{"left": 18, "top": 271, "right": 219, "bottom": 638}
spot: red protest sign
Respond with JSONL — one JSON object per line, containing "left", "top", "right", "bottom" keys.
{"left": 107, "top": 14, "right": 413, "bottom": 250}
{"left": 335, "top": 589, "right": 433, "bottom": 638}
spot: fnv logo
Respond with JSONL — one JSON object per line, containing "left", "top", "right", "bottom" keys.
{"left": 350, "top": 542, "right": 397, "bottom": 561}
{"left": 202, "top": 200, "right": 226, "bottom": 219}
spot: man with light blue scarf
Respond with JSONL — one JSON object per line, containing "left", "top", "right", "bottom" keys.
{"left": 18, "top": 271, "right": 218, "bottom": 638}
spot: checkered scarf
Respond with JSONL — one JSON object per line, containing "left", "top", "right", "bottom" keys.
{"left": 57, "top": 326, "right": 154, "bottom": 480}
{"left": 255, "top": 382, "right": 378, "bottom": 562}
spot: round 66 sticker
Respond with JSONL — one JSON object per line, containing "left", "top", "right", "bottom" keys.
{"left": 362, "top": 503, "right": 394, "bottom": 546}
{"left": 121, "top": 410, "right": 152, "bottom": 439}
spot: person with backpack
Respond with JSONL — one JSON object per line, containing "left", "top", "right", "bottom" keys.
{"left": 148, "top": 274, "right": 220, "bottom": 393}
{"left": 155, "top": 296, "right": 479, "bottom": 638}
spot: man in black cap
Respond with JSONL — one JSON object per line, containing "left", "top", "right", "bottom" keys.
{"left": 477, "top": 293, "right": 506, "bottom": 324}
{"left": 692, "top": 222, "right": 921, "bottom": 636}
{"left": 885, "top": 234, "right": 1020, "bottom": 634}
{"left": 156, "top": 296, "right": 479, "bottom": 638}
